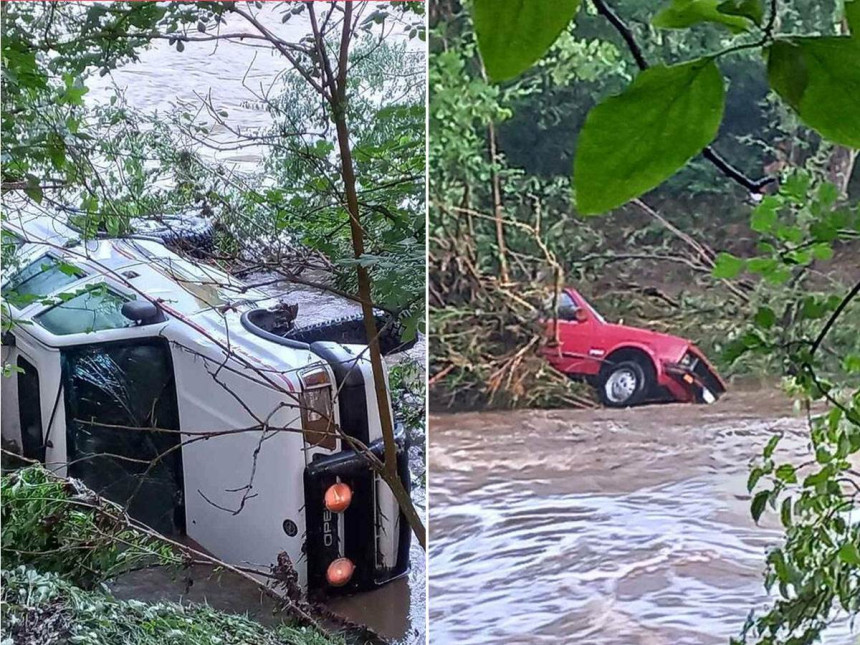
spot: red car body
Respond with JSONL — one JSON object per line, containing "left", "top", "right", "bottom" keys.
{"left": 542, "top": 287, "right": 727, "bottom": 407}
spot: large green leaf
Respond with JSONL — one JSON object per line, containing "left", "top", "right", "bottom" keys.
{"left": 767, "top": 37, "right": 860, "bottom": 148}
{"left": 717, "top": 0, "right": 764, "bottom": 26}
{"left": 474, "top": 0, "right": 581, "bottom": 81}
{"left": 574, "top": 58, "right": 725, "bottom": 214}
{"left": 653, "top": 0, "right": 754, "bottom": 32}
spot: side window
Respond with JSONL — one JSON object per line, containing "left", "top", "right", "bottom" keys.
{"left": 17, "top": 356, "right": 45, "bottom": 463}
{"left": 557, "top": 292, "right": 579, "bottom": 320}
{"left": 62, "top": 339, "right": 184, "bottom": 536}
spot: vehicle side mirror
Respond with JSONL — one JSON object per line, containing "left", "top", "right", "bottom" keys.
{"left": 574, "top": 308, "right": 589, "bottom": 323}
{"left": 122, "top": 300, "right": 166, "bottom": 325}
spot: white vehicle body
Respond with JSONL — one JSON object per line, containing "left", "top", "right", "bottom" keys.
{"left": 0, "top": 213, "right": 410, "bottom": 594}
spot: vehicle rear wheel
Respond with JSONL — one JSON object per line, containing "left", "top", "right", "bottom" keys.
{"left": 598, "top": 360, "right": 649, "bottom": 408}
{"left": 130, "top": 215, "right": 215, "bottom": 257}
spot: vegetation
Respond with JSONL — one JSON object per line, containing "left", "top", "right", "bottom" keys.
{"left": 1, "top": 466, "right": 340, "bottom": 644}
{"left": 430, "top": 0, "right": 858, "bottom": 641}
{"left": 2, "top": 567, "right": 338, "bottom": 645}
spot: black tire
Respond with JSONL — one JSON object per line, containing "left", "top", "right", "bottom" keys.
{"left": 130, "top": 215, "right": 215, "bottom": 257}
{"left": 598, "top": 360, "right": 650, "bottom": 408}
{"left": 284, "top": 313, "right": 417, "bottom": 356}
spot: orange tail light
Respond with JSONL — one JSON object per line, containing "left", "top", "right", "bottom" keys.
{"left": 326, "top": 558, "right": 355, "bottom": 587}
{"left": 324, "top": 482, "right": 352, "bottom": 513}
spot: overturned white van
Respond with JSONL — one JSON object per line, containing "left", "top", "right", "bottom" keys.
{"left": 0, "top": 213, "right": 411, "bottom": 596}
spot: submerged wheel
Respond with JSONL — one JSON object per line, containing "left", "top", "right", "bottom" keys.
{"left": 598, "top": 360, "right": 650, "bottom": 408}
{"left": 285, "top": 313, "right": 417, "bottom": 356}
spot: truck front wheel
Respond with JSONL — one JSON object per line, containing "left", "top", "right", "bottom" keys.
{"left": 598, "top": 360, "right": 650, "bottom": 408}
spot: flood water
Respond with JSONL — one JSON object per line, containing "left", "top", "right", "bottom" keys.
{"left": 429, "top": 389, "right": 856, "bottom": 644}
{"left": 87, "top": 7, "right": 425, "bottom": 643}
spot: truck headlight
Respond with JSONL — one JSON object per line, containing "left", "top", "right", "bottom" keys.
{"left": 679, "top": 351, "right": 696, "bottom": 368}
{"left": 300, "top": 366, "right": 336, "bottom": 450}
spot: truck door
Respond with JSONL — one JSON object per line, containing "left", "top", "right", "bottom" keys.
{"left": 545, "top": 291, "right": 599, "bottom": 376}
{"left": 61, "top": 337, "right": 185, "bottom": 536}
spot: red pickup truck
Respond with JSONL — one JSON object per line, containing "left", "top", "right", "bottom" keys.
{"left": 542, "top": 287, "right": 726, "bottom": 407}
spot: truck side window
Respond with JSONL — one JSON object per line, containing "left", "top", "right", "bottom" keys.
{"left": 62, "top": 338, "right": 184, "bottom": 536}
{"left": 557, "top": 292, "right": 579, "bottom": 320}
{"left": 17, "top": 356, "right": 45, "bottom": 463}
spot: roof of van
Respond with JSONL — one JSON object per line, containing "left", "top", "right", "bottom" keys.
{"left": 1, "top": 212, "right": 318, "bottom": 381}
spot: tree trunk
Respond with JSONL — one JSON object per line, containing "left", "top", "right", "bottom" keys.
{"left": 328, "top": 3, "right": 426, "bottom": 549}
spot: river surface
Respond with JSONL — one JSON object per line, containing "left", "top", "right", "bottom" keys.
{"left": 87, "top": 6, "right": 425, "bottom": 643}
{"left": 428, "top": 389, "right": 857, "bottom": 644}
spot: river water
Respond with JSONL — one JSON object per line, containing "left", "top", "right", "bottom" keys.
{"left": 87, "top": 6, "right": 426, "bottom": 643}
{"left": 428, "top": 389, "right": 857, "bottom": 644}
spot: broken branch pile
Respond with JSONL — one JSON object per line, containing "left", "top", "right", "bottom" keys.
{"left": 429, "top": 226, "right": 596, "bottom": 411}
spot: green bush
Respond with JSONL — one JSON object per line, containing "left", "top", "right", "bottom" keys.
{"left": 1, "top": 466, "right": 174, "bottom": 589}
{"left": 1, "top": 566, "right": 338, "bottom": 645}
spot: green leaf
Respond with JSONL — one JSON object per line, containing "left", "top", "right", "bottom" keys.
{"left": 653, "top": 0, "right": 754, "bottom": 33}
{"left": 574, "top": 58, "right": 725, "bottom": 214}
{"left": 838, "top": 542, "right": 860, "bottom": 565}
{"left": 754, "top": 306, "right": 776, "bottom": 329}
{"left": 843, "top": 354, "right": 860, "bottom": 373}
{"left": 717, "top": 0, "right": 764, "bottom": 26}
{"left": 767, "top": 37, "right": 860, "bottom": 148}
{"left": 780, "top": 497, "right": 792, "bottom": 527}
{"left": 712, "top": 252, "right": 745, "bottom": 278}
{"left": 748, "top": 466, "right": 764, "bottom": 492}
{"left": 811, "top": 243, "right": 834, "bottom": 261}
{"left": 750, "top": 197, "right": 780, "bottom": 232}
{"left": 751, "top": 489, "right": 769, "bottom": 522}
{"left": 764, "top": 433, "right": 781, "bottom": 458}
{"left": 474, "top": 0, "right": 581, "bottom": 81}
{"left": 24, "top": 184, "right": 43, "bottom": 204}
{"left": 775, "top": 464, "right": 797, "bottom": 484}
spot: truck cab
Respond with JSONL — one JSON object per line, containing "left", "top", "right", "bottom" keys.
{"left": 0, "top": 214, "right": 410, "bottom": 596}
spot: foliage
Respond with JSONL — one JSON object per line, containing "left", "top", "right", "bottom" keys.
{"left": 709, "top": 176, "right": 860, "bottom": 643}
{"left": 1, "top": 1, "right": 213, "bottom": 208}
{"left": 473, "top": 0, "right": 582, "bottom": 80}
{"left": 0, "top": 566, "right": 339, "bottom": 645}
{"left": 471, "top": 0, "right": 856, "bottom": 213}
{"left": 1, "top": 466, "right": 176, "bottom": 590}
{"left": 244, "top": 36, "right": 426, "bottom": 333}
{"left": 574, "top": 57, "right": 726, "bottom": 214}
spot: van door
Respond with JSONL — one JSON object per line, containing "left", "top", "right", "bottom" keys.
{"left": 61, "top": 337, "right": 185, "bottom": 536}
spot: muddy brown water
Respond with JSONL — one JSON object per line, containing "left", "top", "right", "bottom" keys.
{"left": 429, "top": 389, "right": 856, "bottom": 644}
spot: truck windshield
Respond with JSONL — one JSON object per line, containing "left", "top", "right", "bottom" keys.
{"left": 35, "top": 285, "right": 134, "bottom": 335}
